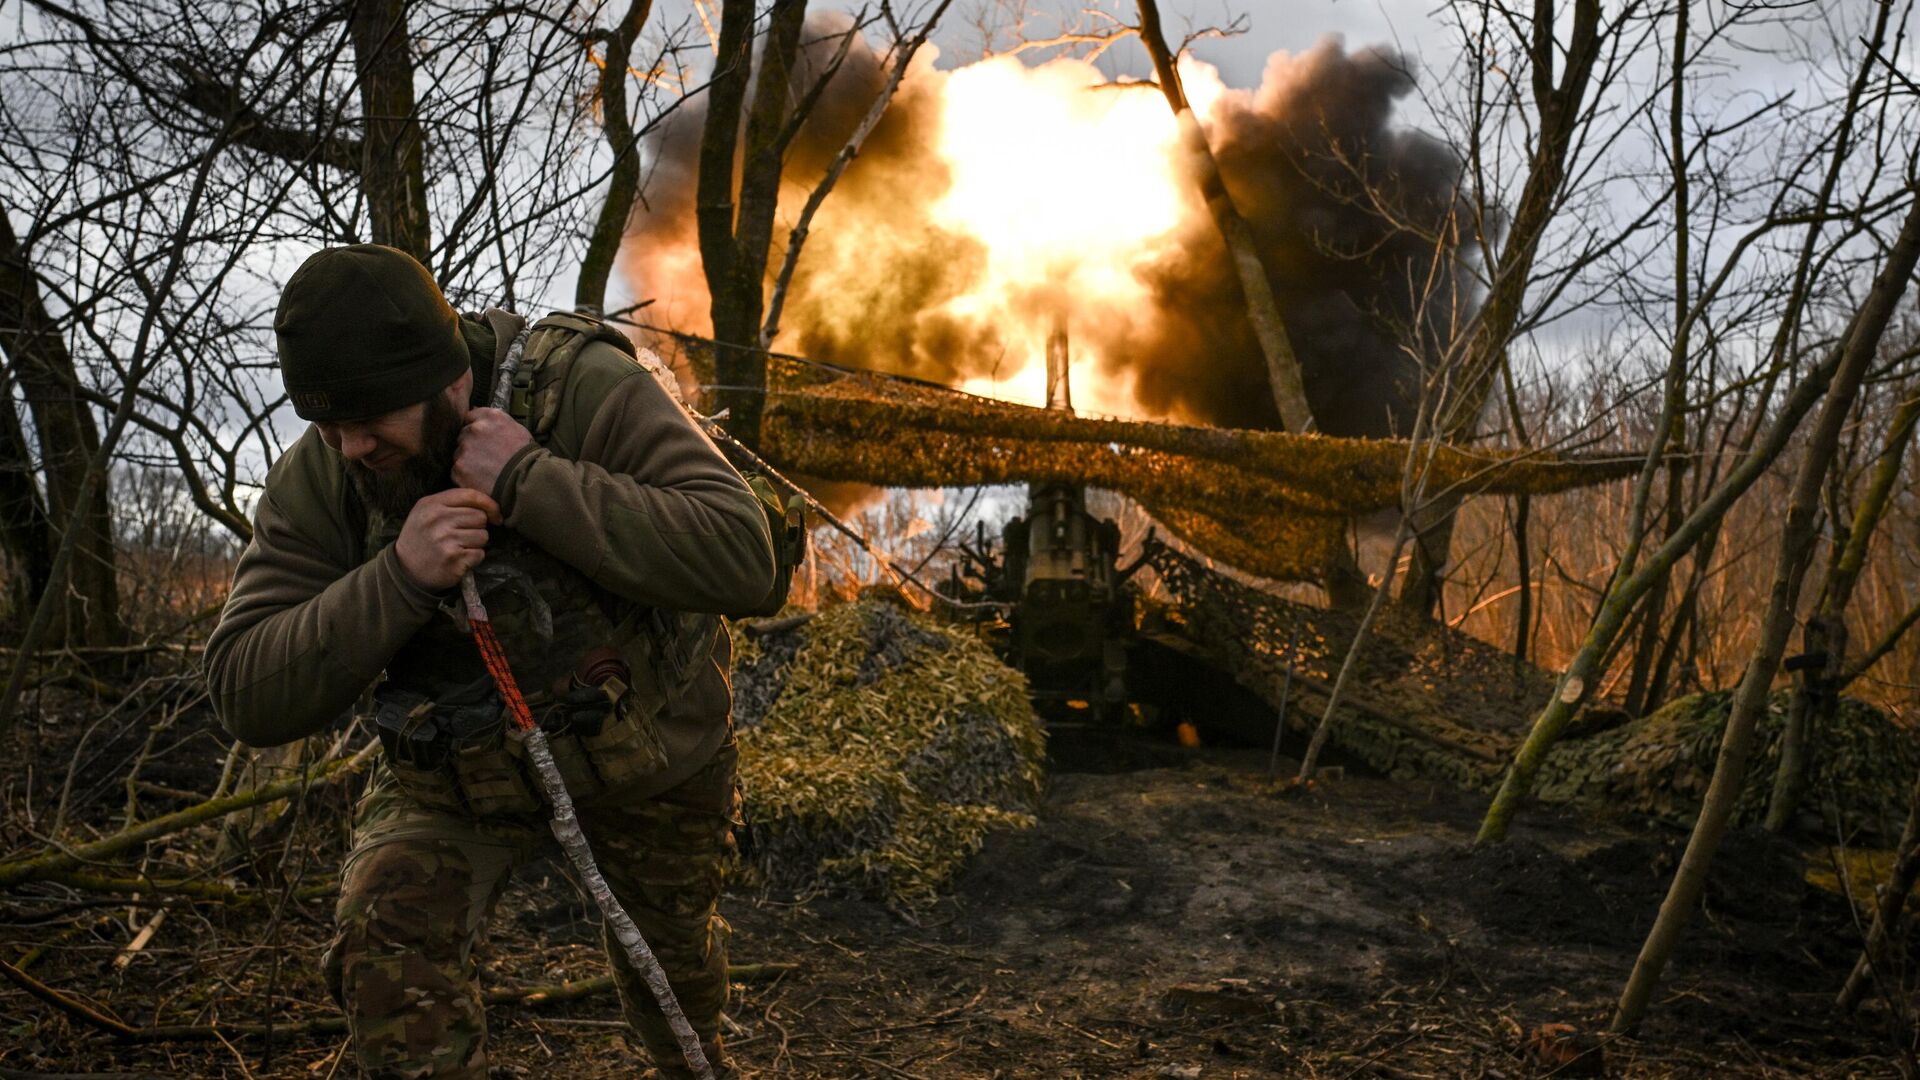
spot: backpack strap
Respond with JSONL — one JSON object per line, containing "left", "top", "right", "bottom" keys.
{"left": 501, "top": 308, "right": 805, "bottom": 618}
{"left": 510, "top": 310, "right": 639, "bottom": 440}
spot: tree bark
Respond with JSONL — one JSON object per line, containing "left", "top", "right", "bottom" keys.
{"left": 1765, "top": 390, "right": 1920, "bottom": 830}
{"left": 0, "top": 208, "right": 122, "bottom": 647}
{"left": 348, "top": 0, "right": 431, "bottom": 263}
{"left": 575, "top": 0, "right": 654, "bottom": 313}
{"left": 696, "top": 0, "right": 807, "bottom": 448}
{"left": 0, "top": 381, "right": 53, "bottom": 619}
{"left": 1135, "top": 0, "right": 1314, "bottom": 435}
{"left": 1610, "top": 186, "right": 1920, "bottom": 1032}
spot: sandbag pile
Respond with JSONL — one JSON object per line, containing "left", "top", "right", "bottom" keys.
{"left": 732, "top": 599, "right": 1046, "bottom": 908}
{"left": 1535, "top": 691, "right": 1920, "bottom": 837}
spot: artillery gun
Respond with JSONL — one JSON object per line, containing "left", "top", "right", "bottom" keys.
{"left": 937, "top": 319, "right": 1263, "bottom": 730}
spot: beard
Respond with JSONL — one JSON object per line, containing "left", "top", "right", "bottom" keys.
{"left": 346, "top": 393, "right": 463, "bottom": 521}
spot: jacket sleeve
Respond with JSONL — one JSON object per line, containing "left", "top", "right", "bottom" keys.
{"left": 204, "top": 483, "right": 444, "bottom": 747}
{"left": 492, "top": 351, "right": 777, "bottom": 615}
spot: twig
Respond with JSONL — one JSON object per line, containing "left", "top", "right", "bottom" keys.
{"left": 1266, "top": 616, "right": 1302, "bottom": 779}
{"left": 760, "top": 0, "right": 952, "bottom": 347}
{"left": 111, "top": 907, "right": 167, "bottom": 972}
{"left": 0, "top": 741, "right": 377, "bottom": 890}
{"left": 0, "top": 963, "right": 799, "bottom": 1044}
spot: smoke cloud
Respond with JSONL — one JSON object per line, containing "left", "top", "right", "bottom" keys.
{"left": 624, "top": 16, "right": 1468, "bottom": 439}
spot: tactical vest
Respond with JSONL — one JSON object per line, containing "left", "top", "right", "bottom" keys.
{"left": 364, "top": 310, "right": 786, "bottom": 818}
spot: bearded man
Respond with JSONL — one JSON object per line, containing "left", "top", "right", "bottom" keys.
{"left": 206, "top": 244, "right": 776, "bottom": 1079}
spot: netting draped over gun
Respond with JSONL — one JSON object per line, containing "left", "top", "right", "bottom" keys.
{"left": 457, "top": 326, "right": 717, "bottom": 1080}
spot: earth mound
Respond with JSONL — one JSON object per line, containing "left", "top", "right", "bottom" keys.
{"left": 1535, "top": 691, "right": 1919, "bottom": 837}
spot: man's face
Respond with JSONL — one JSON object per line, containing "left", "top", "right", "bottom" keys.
{"left": 318, "top": 373, "right": 471, "bottom": 518}
{"left": 316, "top": 400, "right": 436, "bottom": 471}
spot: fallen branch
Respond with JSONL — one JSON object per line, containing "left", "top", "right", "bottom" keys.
{"left": 29, "top": 869, "right": 337, "bottom": 904}
{"left": 110, "top": 909, "right": 166, "bottom": 972}
{"left": 0, "top": 742, "right": 377, "bottom": 890}
{"left": 0, "top": 961, "right": 799, "bottom": 1043}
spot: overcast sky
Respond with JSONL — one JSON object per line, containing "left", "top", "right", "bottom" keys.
{"left": 647, "top": 0, "right": 1445, "bottom": 85}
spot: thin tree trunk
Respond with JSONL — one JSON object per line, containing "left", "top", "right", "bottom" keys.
{"left": 694, "top": 0, "right": 754, "bottom": 361}
{"left": 348, "top": 0, "right": 431, "bottom": 263}
{"left": 1512, "top": 493, "right": 1532, "bottom": 665}
{"left": 696, "top": 0, "right": 807, "bottom": 449}
{"left": 1764, "top": 613, "right": 1844, "bottom": 835}
{"left": 1298, "top": 523, "right": 1414, "bottom": 780}
{"left": 575, "top": 0, "right": 655, "bottom": 313}
{"left": 1299, "top": 370, "right": 1441, "bottom": 776}
{"left": 1610, "top": 187, "right": 1920, "bottom": 1033}
{"left": 1135, "top": 0, "right": 1314, "bottom": 434}
{"left": 0, "top": 381, "right": 53, "bottom": 619}
{"left": 0, "top": 207, "right": 122, "bottom": 648}
{"left": 1645, "top": 523, "right": 1716, "bottom": 709}
{"left": 1765, "top": 391, "right": 1920, "bottom": 830}
{"left": 1837, "top": 771, "right": 1920, "bottom": 1012}
{"left": 1624, "top": 457, "right": 1686, "bottom": 715}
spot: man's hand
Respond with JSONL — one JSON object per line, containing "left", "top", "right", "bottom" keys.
{"left": 395, "top": 489, "right": 501, "bottom": 591}
{"left": 454, "top": 407, "right": 534, "bottom": 496}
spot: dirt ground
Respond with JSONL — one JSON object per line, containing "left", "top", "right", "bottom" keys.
{"left": 4, "top": 720, "right": 1910, "bottom": 1079}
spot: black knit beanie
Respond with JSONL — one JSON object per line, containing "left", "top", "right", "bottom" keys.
{"left": 273, "top": 244, "right": 471, "bottom": 421}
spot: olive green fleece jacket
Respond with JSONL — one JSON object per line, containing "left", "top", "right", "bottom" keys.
{"left": 205, "top": 312, "right": 776, "bottom": 796}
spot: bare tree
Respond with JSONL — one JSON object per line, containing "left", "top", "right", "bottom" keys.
{"left": 1133, "top": 0, "right": 1314, "bottom": 435}
{"left": 0, "top": 207, "right": 122, "bottom": 647}
{"left": 578, "top": 0, "right": 658, "bottom": 313}
{"left": 698, "top": 0, "right": 810, "bottom": 447}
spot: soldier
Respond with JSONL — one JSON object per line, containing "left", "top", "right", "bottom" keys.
{"left": 206, "top": 244, "right": 777, "bottom": 1079}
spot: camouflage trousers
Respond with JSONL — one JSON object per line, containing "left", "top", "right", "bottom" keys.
{"left": 323, "top": 739, "right": 739, "bottom": 1080}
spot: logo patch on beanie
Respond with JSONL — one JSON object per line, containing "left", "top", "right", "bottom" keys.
{"left": 292, "top": 390, "right": 332, "bottom": 414}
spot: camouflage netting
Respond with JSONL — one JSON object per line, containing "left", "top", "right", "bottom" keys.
{"left": 758, "top": 354, "right": 1644, "bottom": 582}
{"left": 1147, "top": 543, "right": 1541, "bottom": 790}
{"left": 1534, "top": 691, "right": 1920, "bottom": 838}
{"left": 1147, "top": 547, "right": 1919, "bottom": 837}
{"left": 732, "top": 599, "right": 1046, "bottom": 908}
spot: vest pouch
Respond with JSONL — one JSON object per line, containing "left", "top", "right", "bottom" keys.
{"left": 536, "top": 726, "right": 606, "bottom": 804}
{"left": 387, "top": 758, "right": 467, "bottom": 815}
{"left": 452, "top": 716, "right": 543, "bottom": 817}
{"left": 423, "top": 685, "right": 543, "bottom": 818}
{"left": 371, "top": 690, "right": 467, "bottom": 815}
{"left": 580, "top": 676, "right": 669, "bottom": 791}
